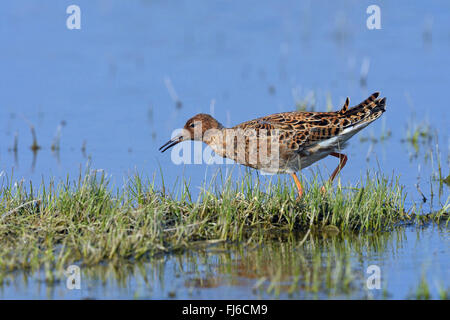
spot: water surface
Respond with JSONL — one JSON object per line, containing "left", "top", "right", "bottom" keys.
{"left": 0, "top": 0, "right": 449, "bottom": 299}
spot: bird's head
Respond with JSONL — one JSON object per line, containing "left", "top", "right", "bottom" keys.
{"left": 159, "top": 113, "right": 223, "bottom": 152}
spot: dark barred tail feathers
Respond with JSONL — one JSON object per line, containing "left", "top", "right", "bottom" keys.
{"left": 338, "top": 97, "right": 350, "bottom": 114}
{"left": 338, "top": 92, "right": 386, "bottom": 128}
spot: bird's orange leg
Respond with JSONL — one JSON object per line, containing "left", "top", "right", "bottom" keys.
{"left": 321, "top": 152, "right": 348, "bottom": 193}
{"left": 291, "top": 172, "right": 303, "bottom": 199}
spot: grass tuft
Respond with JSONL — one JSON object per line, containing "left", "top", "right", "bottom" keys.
{"left": 0, "top": 168, "right": 448, "bottom": 273}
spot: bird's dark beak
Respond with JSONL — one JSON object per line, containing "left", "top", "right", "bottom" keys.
{"left": 159, "top": 135, "right": 183, "bottom": 153}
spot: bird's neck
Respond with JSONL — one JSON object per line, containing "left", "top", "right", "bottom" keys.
{"left": 201, "top": 127, "right": 229, "bottom": 157}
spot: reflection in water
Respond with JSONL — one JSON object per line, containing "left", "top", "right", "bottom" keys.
{"left": 30, "top": 150, "right": 38, "bottom": 173}
{"left": 8, "top": 132, "right": 19, "bottom": 167}
{"left": 23, "top": 120, "right": 42, "bottom": 173}
{"left": 176, "top": 230, "right": 402, "bottom": 299}
{"left": 0, "top": 0, "right": 449, "bottom": 300}
{"left": 3, "top": 225, "right": 448, "bottom": 299}
{"left": 50, "top": 121, "right": 65, "bottom": 165}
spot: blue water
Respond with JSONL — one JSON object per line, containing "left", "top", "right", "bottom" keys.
{"left": 0, "top": 225, "right": 448, "bottom": 299}
{"left": 0, "top": 0, "right": 448, "bottom": 299}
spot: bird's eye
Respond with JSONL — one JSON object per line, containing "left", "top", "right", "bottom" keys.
{"left": 190, "top": 123, "right": 195, "bottom": 128}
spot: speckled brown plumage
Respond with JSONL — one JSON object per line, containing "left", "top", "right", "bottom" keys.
{"left": 217, "top": 92, "right": 386, "bottom": 172}
{"left": 232, "top": 92, "right": 384, "bottom": 152}
{"left": 160, "top": 92, "right": 387, "bottom": 198}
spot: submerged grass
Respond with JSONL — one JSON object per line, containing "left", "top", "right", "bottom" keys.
{"left": 0, "top": 168, "right": 448, "bottom": 274}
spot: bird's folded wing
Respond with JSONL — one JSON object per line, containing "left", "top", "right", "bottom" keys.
{"left": 231, "top": 92, "right": 386, "bottom": 153}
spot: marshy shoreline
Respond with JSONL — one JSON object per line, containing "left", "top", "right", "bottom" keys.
{"left": 0, "top": 169, "right": 448, "bottom": 269}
